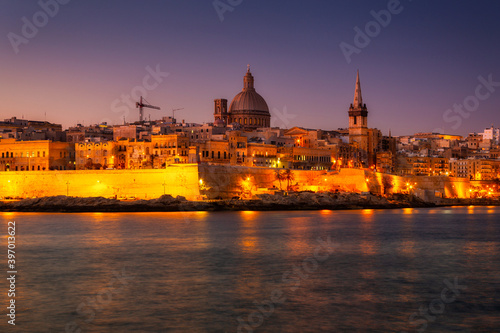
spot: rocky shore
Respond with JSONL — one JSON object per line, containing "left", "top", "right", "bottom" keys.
{"left": 1, "top": 192, "right": 497, "bottom": 213}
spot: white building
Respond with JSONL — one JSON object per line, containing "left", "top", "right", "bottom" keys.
{"left": 481, "top": 125, "right": 500, "bottom": 144}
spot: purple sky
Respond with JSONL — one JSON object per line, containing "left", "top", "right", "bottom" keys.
{"left": 1, "top": 0, "right": 499, "bottom": 136}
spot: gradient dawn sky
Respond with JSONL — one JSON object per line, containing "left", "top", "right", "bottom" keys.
{"left": 1, "top": 0, "right": 499, "bottom": 136}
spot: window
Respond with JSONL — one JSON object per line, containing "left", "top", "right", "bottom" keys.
{"left": 354, "top": 117, "right": 357, "bottom": 125}
{"left": 43, "top": 151, "right": 46, "bottom": 157}
{"left": 37, "top": 151, "right": 40, "bottom": 157}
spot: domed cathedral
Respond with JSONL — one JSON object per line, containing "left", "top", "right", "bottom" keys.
{"left": 214, "top": 66, "right": 271, "bottom": 129}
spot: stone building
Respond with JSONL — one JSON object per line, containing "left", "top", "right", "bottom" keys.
{"left": 67, "top": 123, "right": 113, "bottom": 143}
{"left": 449, "top": 158, "right": 499, "bottom": 180}
{"left": 284, "top": 127, "right": 322, "bottom": 148}
{"left": 397, "top": 156, "right": 449, "bottom": 176}
{"left": 75, "top": 141, "right": 118, "bottom": 169}
{"left": 151, "top": 134, "right": 190, "bottom": 167}
{"left": 0, "top": 138, "right": 75, "bottom": 171}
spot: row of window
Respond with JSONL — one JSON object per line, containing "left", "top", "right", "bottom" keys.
{"left": 1, "top": 151, "right": 72, "bottom": 158}
{"left": 190, "top": 135, "right": 209, "bottom": 140}
{"left": 154, "top": 143, "right": 187, "bottom": 148}
{"left": 4, "top": 165, "right": 68, "bottom": 171}
{"left": 201, "top": 150, "right": 259, "bottom": 160}
{"left": 202, "top": 151, "right": 228, "bottom": 159}
{"left": 1, "top": 151, "right": 46, "bottom": 158}
{"left": 293, "top": 155, "right": 330, "bottom": 162}
{"left": 231, "top": 117, "right": 269, "bottom": 126}
{"left": 81, "top": 150, "right": 110, "bottom": 157}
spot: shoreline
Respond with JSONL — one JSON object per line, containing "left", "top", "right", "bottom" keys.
{"left": 1, "top": 193, "right": 498, "bottom": 213}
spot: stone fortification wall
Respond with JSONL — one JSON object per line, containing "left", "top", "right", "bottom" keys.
{"left": 0, "top": 164, "right": 472, "bottom": 201}
{"left": 198, "top": 165, "right": 371, "bottom": 199}
{"left": 406, "top": 176, "right": 470, "bottom": 199}
{"left": 0, "top": 164, "right": 200, "bottom": 200}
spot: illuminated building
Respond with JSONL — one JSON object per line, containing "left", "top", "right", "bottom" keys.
{"left": 76, "top": 141, "right": 118, "bottom": 169}
{"left": 0, "top": 138, "right": 75, "bottom": 171}
{"left": 284, "top": 127, "right": 321, "bottom": 148}
{"left": 248, "top": 143, "right": 277, "bottom": 167}
{"left": 449, "top": 158, "right": 499, "bottom": 180}
{"left": 151, "top": 135, "right": 189, "bottom": 167}
{"left": 397, "top": 156, "right": 449, "bottom": 176}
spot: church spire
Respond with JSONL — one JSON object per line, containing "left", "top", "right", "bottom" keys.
{"left": 353, "top": 70, "right": 363, "bottom": 108}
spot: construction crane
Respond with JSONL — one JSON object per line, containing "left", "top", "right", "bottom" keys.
{"left": 136, "top": 96, "right": 160, "bottom": 122}
{"left": 172, "top": 108, "right": 184, "bottom": 123}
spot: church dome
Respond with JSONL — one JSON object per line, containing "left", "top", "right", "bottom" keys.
{"left": 227, "top": 66, "right": 271, "bottom": 129}
{"left": 229, "top": 90, "right": 269, "bottom": 113}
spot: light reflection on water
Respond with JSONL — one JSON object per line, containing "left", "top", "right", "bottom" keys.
{"left": 1, "top": 206, "right": 499, "bottom": 332}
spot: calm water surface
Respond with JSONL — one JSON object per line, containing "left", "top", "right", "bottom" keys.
{"left": 1, "top": 207, "right": 500, "bottom": 332}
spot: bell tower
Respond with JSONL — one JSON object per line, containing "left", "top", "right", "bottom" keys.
{"left": 214, "top": 98, "right": 228, "bottom": 126}
{"left": 348, "top": 71, "right": 369, "bottom": 160}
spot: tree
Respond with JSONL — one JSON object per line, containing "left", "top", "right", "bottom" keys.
{"left": 284, "top": 169, "right": 295, "bottom": 191}
{"left": 274, "top": 169, "right": 286, "bottom": 190}
{"left": 382, "top": 175, "right": 394, "bottom": 195}
{"left": 84, "top": 158, "right": 93, "bottom": 170}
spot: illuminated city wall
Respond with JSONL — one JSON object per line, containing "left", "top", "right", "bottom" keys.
{"left": 0, "top": 164, "right": 473, "bottom": 201}
{"left": 0, "top": 164, "right": 200, "bottom": 200}
{"left": 398, "top": 175, "right": 471, "bottom": 199}
{"left": 333, "top": 169, "right": 370, "bottom": 193}
{"left": 199, "top": 165, "right": 372, "bottom": 198}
